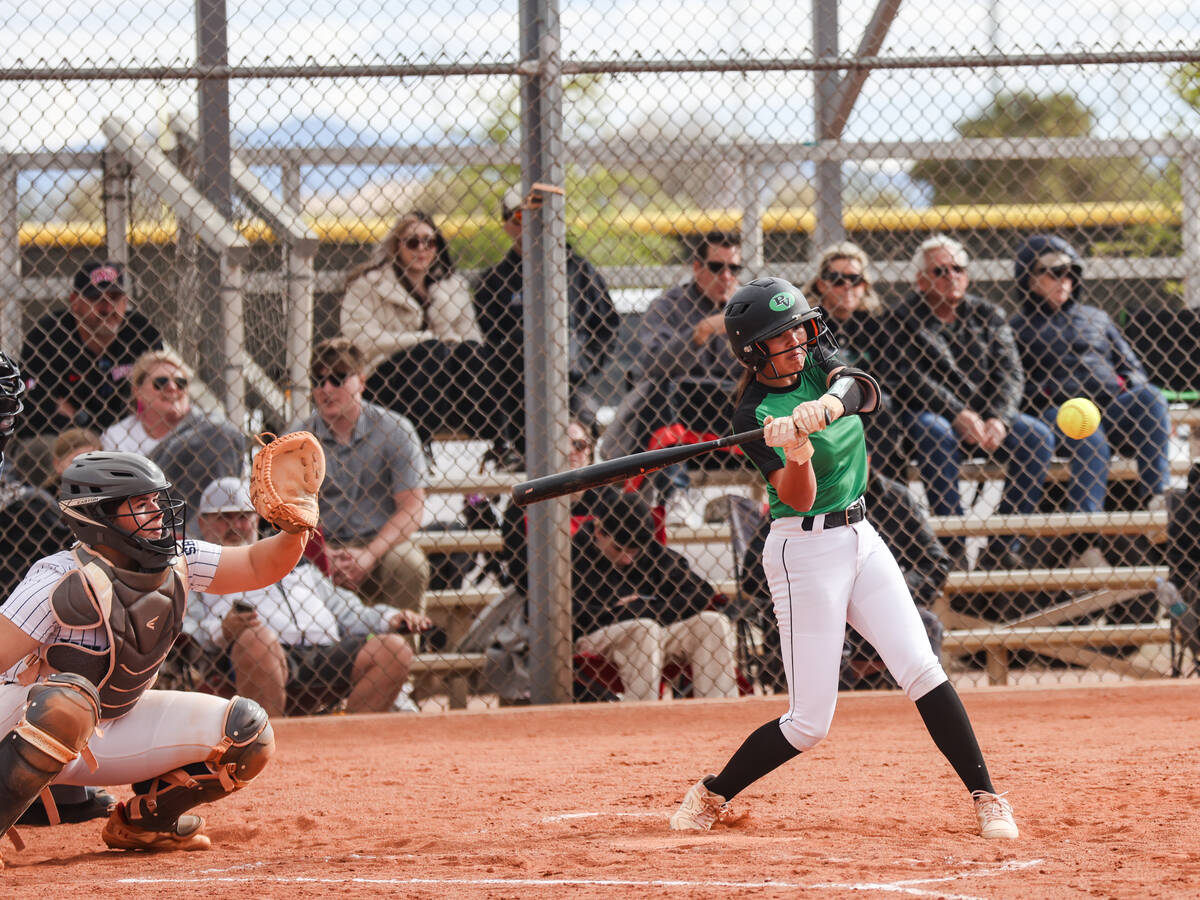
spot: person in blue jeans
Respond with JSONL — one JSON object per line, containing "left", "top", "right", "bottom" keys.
{"left": 1010, "top": 234, "right": 1170, "bottom": 518}
{"left": 881, "top": 236, "right": 1055, "bottom": 570}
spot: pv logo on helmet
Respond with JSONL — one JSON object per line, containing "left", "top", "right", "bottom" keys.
{"left": 769, "top": 292, "right": 796, "bottom": 312}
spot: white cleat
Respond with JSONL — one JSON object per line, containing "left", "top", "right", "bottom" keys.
{"left": 972, "top": 790, "right": 1019, "bottom": 839}
{"left": 669, "top": 775, "right": 745, "bottom": 831}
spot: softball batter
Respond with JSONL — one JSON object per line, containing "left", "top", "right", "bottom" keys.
{"left": 668, "top": 277, "right": 1018, "bottom": 840}
{"left": 0, "top": 450, "right": 312, "bottom": 864}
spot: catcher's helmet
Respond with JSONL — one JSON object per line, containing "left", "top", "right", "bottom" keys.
{"left": 724, "top": 277, "right": 835, "bottom": 378}
{"left": 0, "top": 351, "right": 25, "bottom": 452}
{"left": 59, "top": 452, "right": 185, "bottom": 572}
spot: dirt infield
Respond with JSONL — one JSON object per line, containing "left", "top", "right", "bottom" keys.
{"left": 4, "top": 680, "right": 1198, "bottom": 898}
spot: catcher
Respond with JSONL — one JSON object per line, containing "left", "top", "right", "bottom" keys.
{"left": 0, "top": 433, "right": 324, "bottom": 865}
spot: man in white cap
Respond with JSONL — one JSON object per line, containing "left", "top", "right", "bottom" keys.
{"left": 183, "top": 477, "right": 430, "bottom": 716}
{"left": 471, "top": 184, "right": 620, "bottom": 469}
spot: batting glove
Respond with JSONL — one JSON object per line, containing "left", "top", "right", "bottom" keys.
{"left": 791, "top": 400, "right": 834, "bottom": 435}
{"left": 763, "top": 415, "right": 814, "bottom": 464}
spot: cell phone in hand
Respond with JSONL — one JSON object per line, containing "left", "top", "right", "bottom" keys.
{"left": 232, "top": 600, "right": 255, "bottom": 613}
{"left": 394, "top": 618, "right": 432, "bottom": 635}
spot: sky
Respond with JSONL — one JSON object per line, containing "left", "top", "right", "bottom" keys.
{"left": 3, "top": 1, "right": 1200, "bottom": 208}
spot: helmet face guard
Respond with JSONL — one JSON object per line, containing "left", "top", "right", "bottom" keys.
{"left": 59, "top": 452, "right": 185, "bottom": 572}
{"left": 755, "top": 312, "right": 831, "bottom": 379}
{"left": 0, "top": 351, "right": 25, "bottom": 451}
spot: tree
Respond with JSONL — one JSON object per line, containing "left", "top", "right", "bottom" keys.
{"left": 910, "top": 91, "right": 1162, "bottom": 206}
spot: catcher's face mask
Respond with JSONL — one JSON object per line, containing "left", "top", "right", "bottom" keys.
{"left": 107, "top": 489, "right": 185, "bottom": 546}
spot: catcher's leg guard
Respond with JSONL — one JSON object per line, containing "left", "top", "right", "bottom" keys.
{"left": 103, "top": 696, "right": 274, "bottom": 852}
{"left": 0, "top": 674, "right": 101, "bottom": 841}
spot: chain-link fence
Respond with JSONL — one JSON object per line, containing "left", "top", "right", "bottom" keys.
{"left": 1, "top": 1, "right": 1199, "bottom": 713}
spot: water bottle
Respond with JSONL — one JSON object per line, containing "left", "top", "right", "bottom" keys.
{"left": 1157, "top": 577, "right": 1186, "bottom": 621}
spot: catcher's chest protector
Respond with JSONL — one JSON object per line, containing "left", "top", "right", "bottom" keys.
{"left": 43, "top": 547, "right": 188, "bottom": 719}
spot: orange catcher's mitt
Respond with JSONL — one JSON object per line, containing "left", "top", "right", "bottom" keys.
{"left": 250, "top": 431, "right": 326, "bottom": 534}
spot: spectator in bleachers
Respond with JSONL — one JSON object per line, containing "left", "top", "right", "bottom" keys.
{"left": 290, "top": 337, "right": 430, "bottom": 612}
{"left": 100, "top": 348, "right": 245, "bottom": 532}
{"left": 602, "top": 230, "right": 745, "bottom": 527}
{"left": 1011, "top": 234, "right": 1171, "bottom": 517}
{"left": 42, "top": 426, "right": 102, "bottom": 491}
{"left": 0, "top": 437, "right": 72, "bottom": 600}
{"left": 498, "top": 415, "right": 600, "bottom": 596}
{"left": 184, "top": 477, "right": 429, "bottom": 716}
{"left": 473, "top": 185, "right": 620, "bottom": 471}
{"left": 882, "top": 236, "right": 1055, "bottom": 570}
{"left": 340, "top": 210, "right": 494, "bottom": 463}
{"left": 804, "top": 241, "right": 905, "bottom": 481}
{"left": 571, "top": 487, "right": 738, "bottom": 701}
{"left": 19, "top": 261, "right": 163, "bottom": 440}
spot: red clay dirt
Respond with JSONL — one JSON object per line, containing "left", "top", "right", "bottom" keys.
{"left": 3, "top": 680, "right": 1198, "bottom": 898}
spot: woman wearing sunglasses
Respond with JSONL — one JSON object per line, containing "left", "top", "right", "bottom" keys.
{"left": 100, "top": 348, "right": 244, "bottom": 530}
{"left": 1010, "top": 234, "right": 1170, "bottom": 525}
{"left": 804, "top": 242, "right": 905, "bottom": 481}
{"left": 340, "top": 211, "right": 492, "bottom": 461}
{"left": 101, "top": 350, "right": 197, "bottom": 456}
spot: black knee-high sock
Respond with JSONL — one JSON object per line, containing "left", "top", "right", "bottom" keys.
{"left": 706, "top": 720, "right": 801, "bottom": 800}
{"left": 915, "top": 681, "right": 995, "bottom": 794}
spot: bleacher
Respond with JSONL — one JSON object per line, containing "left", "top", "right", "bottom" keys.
{"left": 408, "top": 403, "right": 1197, "bottom": 705}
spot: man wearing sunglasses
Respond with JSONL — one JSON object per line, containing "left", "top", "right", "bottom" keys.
{"left": 472, "top": 185, "right": 620, "bottom": 470}
{"left": 882, "top": 236, "right": 1055, "bottom": 571}
{"left": 1011, "top": 234, "right": 1170, "bottom": 525}
{"left": 290, "top": 338, "right": 430, "bottom": 614}
{"left": 19, "top": 261, "right": 163, "bottom": 447}
{"left": 603, "top": 231, "right": 746, "bottom": 528}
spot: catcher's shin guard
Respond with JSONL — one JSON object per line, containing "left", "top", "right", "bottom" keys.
{"left": 118, "top": 696, "right": 274, "bottom": 836}
{"left": 0, "top": 674, "right": 101, "bottom": 841}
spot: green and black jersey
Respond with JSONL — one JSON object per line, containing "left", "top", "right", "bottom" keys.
{"left": 732, "top": 360, "right": 868, "bottom": 519}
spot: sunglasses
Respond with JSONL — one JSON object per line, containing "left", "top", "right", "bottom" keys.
{"left": 1034, "top": 264, "right": 1073, "bottom": 280}
{"left": 403, "top": 235, "right": 436, "bottom": 251}
{"left": 703, "top": 260, "right": 744, "bottom": 275}
{"left": 506, "top": 208, "right": 523, "bottom": 226}
{"left": 569, "top": 438, "right": 592, "bottom": 453}
{"left": 311, "top": 370, "right": 352, "bottom": 389}
{"left": 930, "top": 264, "right": 967, "bottom": 278}
{"left": 150, "top": 375, "right": 188, "bottom": 391}
{"left": 821, "top": 270, "right": 864, "bottom": 287}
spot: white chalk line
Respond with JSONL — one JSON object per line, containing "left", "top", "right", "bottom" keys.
{"left": 120, "top": 857, "right": 1045, "bottom": 895}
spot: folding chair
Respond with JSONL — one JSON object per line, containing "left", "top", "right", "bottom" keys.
{"left": 724, "top": 494, "right": 783, "bottom": 695}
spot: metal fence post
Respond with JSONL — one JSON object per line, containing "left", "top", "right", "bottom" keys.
{"left": 1181, "top": 143, "right": 1200, "bottom": 310}
{"left": 0, "top": 157, "right": 20, "bottom": 359}
{"left": 521, "top": 0, "right": 572, "bottom": 705}
{"left": 812, "top": 0, "right": 844, "bottom": 258}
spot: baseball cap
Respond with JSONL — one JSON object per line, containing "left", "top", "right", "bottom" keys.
{"left": 1035, "top": 251, "right": 1073, "bottom": 269}
{"left": 73, "top": 261, "right": 126, "bottom": 299}
{"left": 501, "top": 185, "right": 524, "bottom": 221}
{"left": 199, "top": 477, "right": 254, "bottom": 515}
{"left": 591, "top": 488, "right": 656, "bottom": 550}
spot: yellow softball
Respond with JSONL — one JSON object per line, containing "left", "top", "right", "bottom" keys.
{"left": 1056, "top": 397, "right": 1101, "bottom": 440}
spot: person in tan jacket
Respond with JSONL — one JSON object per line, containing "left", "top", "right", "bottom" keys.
{"left": 340, "top": 210, "right": 494, "bottom": 459}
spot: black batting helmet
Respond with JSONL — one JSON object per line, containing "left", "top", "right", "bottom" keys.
{"left": 724, "top": 277, "right": 836, "bottom": 378}
{"left": 59, "top": 452, "right": 185, "bottom": 572}
{"left": 0, "top": 351, "right": 25, "bottom": 453}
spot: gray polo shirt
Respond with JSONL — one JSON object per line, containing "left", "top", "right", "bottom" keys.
{"left": 291, "top": 402, "right": 427, "bottom": 543}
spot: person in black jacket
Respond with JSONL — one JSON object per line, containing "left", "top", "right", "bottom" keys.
{"left": 1010, "top": 234, "right": 1170, "bottom": 514}
{"left": 472, "top": 186, "right": 620, "bottom": 468}
{"left": 881, "top": 236, "right": 1055, "bottom": 570}
{"left": 19, "top": 261, "right": 163, "bottom": 438}
{"left": 571, "top": 487, "right": 738, "bottom": 701}
{"left": 804, "top": 241, "right": 904, "bottom": 481}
